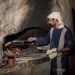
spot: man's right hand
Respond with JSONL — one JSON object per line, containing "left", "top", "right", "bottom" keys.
{"left": 27, "top": 37, "right": 37, "bottom": 42}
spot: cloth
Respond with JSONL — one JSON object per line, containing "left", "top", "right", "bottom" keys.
{"left": 47, "top": 12, "right": 64, "bottom": 25}
{"left": 46, "top": 48, "right": 57, "bottom": 55}
{"left": 46, "top": 48, "right": 57, "bottom": 59}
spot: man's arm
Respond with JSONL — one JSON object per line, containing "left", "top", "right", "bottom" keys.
{"left": 57, "top": 48, "right": 70, "bottom": 52}
{"left": 27, "top": 32, "right": 50, "bottom": 46}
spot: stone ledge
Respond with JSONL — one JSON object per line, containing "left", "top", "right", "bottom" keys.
{"left": 0, "top": 48, "right": 50, "bottom": 75}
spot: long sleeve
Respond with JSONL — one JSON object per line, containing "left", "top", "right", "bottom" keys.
{"left": 36, "top": 32, "right": 50, "bottom": 46}
{"left": 64, "top": 29, "right": 74, "bottom": 49}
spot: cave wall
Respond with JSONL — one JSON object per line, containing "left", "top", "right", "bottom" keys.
{"left": 0, "top": 0, "right": 74, "bottom": 39}
{"left": 18, "top": 0, "right": 52, "bottom": 39}
{"left": 51, "top": 0, "right": 73, "bottom": 32}
{"left": 18, "top": 0, "right": 74, "bottom": 40}
{"left": 70, "top": 0, "right": 75, "bottom": 10}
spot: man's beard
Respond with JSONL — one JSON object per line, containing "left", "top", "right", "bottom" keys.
{"left": 49, "top": 24, "right": 55, "bottom": 27}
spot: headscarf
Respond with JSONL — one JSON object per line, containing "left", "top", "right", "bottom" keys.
{"left": 47, "top": 12, "right": 64, "bottom": 28}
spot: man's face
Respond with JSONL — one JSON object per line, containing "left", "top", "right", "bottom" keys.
{"left": 48, "top": 18, "right": 58, "bottom": 27}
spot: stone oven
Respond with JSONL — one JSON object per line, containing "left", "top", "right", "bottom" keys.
{"left": 0, "top": 0, "right": 75, "bottom": 75}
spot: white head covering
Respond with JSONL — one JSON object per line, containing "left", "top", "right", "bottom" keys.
{"left": 47, "top": 12, "right": 64, "bottom": 28}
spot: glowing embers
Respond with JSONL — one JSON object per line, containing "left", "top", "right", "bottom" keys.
{"left": 6, "top": 47, "right": 23, "bottom": 57}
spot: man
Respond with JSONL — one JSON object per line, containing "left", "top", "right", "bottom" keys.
{"left": 27, "top": 12, "right": 73, "bottom": 75}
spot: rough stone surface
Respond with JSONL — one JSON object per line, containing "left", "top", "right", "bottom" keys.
{"left": 0, "top": 0, "right": 51, "bottom": 62}
{"left": 0, "top": 48, "right": 50, "bottom": 75}
{"left": 51, "top": 0, "right": 73, "bottom": 31}
{"left": 0, "top": 0, "right": 31, "bottom": 63}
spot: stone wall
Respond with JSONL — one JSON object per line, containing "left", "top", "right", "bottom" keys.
{"left": 51, "top": 0, "right": 73, "bottom": 32}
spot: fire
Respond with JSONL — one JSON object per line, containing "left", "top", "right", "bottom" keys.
{"left": 13, "top": 47, "right": 22, "bottom": 52}
{"left": 6, "top": 47, "right": 22, "bottom": 55}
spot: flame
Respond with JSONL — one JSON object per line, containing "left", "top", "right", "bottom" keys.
{"left": 6, "top": 47, "right": 22, "bottom": 52}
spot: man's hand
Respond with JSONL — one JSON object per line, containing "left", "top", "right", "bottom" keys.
{"left": 27, "top": 37, "right": 37, "bottom": 42}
